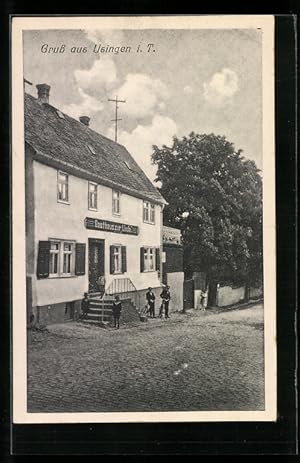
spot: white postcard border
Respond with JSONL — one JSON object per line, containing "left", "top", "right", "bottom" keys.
{"left": 12, "top": 14, "right": 276, "bottom": 423}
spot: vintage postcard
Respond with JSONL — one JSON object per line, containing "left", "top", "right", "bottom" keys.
{"left": 12, "top": 15, "right": 276, "bottom": 423}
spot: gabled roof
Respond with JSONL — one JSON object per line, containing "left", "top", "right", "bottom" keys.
{"left": 24, "top": 93, "right": 166, "bottom": 205}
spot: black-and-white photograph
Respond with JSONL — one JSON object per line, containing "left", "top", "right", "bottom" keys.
{"left": 12, "top": 16, "right": 276, "bottom": 422}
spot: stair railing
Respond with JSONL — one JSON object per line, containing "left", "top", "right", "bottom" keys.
{"left": 103, "top": 278, "right": 141, "bottom": 313}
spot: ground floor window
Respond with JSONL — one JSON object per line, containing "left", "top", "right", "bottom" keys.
{"left": 113, "top": 245, "right": 122, "bottom": 273}
{"left": 141, "top": 247, "right": 158, "bottom": 272}
{"left": 110, "top": 245, "right": 127, "bottom": 274}
{"left": 37, "top": 239, "right": 86, "bottom": 279}
{"left": 49, "top": 239, "right": 75, "bottom": 276}
{"left": 49, "top": 241, "right": 60, "bottom": 276}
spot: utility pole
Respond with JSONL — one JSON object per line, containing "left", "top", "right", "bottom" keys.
{"left": 108, "top": 95, "right": 125, "bottom": 143}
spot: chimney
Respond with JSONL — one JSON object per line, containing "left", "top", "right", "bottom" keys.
{"left": 79, "top": 116, "right": 90, "bottom": 127}
{"left": 36, "top": 83, "right": 50, "bottom": 104}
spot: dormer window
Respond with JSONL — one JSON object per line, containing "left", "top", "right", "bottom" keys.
{"left": 88, "top": 145, "right": 96, "bottom": 155}
{"left": 56, "top": 110, "right": 65, "bottom": 119}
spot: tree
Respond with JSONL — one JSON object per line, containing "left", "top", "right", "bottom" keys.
{"left": 152, "top": 132, "right": 263, "bottom": 297}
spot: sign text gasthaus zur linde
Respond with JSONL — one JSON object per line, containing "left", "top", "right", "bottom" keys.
{"left": 84, "top": 217, "right": 139, "bottom": 236}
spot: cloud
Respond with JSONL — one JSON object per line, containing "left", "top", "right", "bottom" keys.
{"left": 84, "top": 29, "right": 125, "bottom": 46}
{"left": 74, "top": 57, "right": 118, "bottom": 97}
{"left": 108, "top": 115, "right": 177, "bottom": 182}
{"left": 61, "top": 88, "right": 104, "bottom": 120}
{"left": 203, "top": 68, "right": 238, "bottom": 105}
{"left": 116, "top": 73, "right": 169, "bottom": 119}
{"left": 61, "top": 56, "right": 118, "bottom": 119}
{"left": 183, "top": 85, "right": 194, "bottom": 95}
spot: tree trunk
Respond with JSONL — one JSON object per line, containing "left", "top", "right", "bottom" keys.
{"left": 244, "top": 282, "right": 250, "bottom": 302}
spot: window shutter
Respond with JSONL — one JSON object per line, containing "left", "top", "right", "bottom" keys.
{"left": 140, "top": 247, "right": 145, "bottom": 272}
{"left": 75, "top": 243, "right": 86, "bottom": 275}
{"left": 121, "top": 246, "right": 127, "bottom": 273}
{"left": 155, "top": 248, "right": 160, "bottom": 271}
{"left": 110, "top": 245, "right": 115, "bottom": 274}
{"left": 37, "top": 241, "right": 50, "bottom": 279}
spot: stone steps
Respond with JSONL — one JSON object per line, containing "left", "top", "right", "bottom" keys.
{"left": 81, "top": 296, "right": 141, "bottom": 327}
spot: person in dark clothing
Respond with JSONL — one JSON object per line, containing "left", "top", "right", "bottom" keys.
{"left": 112, "top": 295, "right": 122, "bottom": 329}
{"left": 159, "top": 286, "right": 171, "bottom": 319}
{"left": 81, "top": 292, "right": 89, "bottom": 318}
{"left": 146, "top": 287, "right": 156, "bottom": 318}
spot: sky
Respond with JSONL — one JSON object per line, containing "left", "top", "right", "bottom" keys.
{"left": 23, "top": 28, "right": 262, "bottom": 182}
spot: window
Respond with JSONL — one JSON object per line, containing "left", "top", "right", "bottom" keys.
{"left": 110, "top": 245, "right": 127, "bottom": 274}
{"left": 57, "top": 171, "right": 69, "bottom": 202}
{"left": 140, "top": 247, "right": 160, "bottom": 272}
{"left": 49, "top": 241, "right": 60, "bottom": 275}
{"left": 112, "top": 190, "right": 120, "bottom": 215}
{"left": 48, "top": 239, "right": 75, "bottom": 277}
{"left": 37, "top": 241, "right": 85, "bottom": 279}
{"left": 63, "top": 242, "right": 73, "bottom": 275}
{"left": 143, "top": 201, "right": 155, "bottom": 224}
{"left": 88, "top": 182, "right": 98, "bottom": 210}
{"left": 113, "top": 245, "right": 122, "bottom": 273}
{"left": 143, "top": 247, "right": 155, "bottom": 271}
{"left": 56, "top": 110, "right": 65, "bottom": 119}
{"left": 88, "top": 145, "right": 96, "bottom": 155}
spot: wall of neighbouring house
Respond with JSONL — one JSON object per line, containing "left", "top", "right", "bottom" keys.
{"left": 249, "top": 285, "right": 263, "bottom": 299}
{"left": 166, "top": 272, "right": 184, "bottom": 312}
{"left": 217, "top": 285, "right": 246, "bottom": 307}
{"left": 162, "top": 244, "right": 183, "bottom": 284}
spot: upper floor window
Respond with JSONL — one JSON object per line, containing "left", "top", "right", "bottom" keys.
{"left": 88, "top": 182, "right": 98, "bottom": 210}
{"left": 57, "top": 171, "right": 69, "bottom": 203}
{"left": 112, "top": 190, "right": 120, "bottom": 215}
{"left": 143, "top": 201, "right": 155, "bottom": 224}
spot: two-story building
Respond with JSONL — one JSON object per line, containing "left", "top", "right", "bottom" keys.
{"left": 25, "top": 84, "right": 167, "bottom": 325}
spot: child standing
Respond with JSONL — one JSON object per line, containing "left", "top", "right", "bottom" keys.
{"left": 81, "top": 292, "right": 89, "bottom": 319}
{"left": 112, "top": 295, "right": 122, "bottom": 329}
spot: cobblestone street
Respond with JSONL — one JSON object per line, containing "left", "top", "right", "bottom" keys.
{"left": 27, "top": 303, "right": 264, "bottom": 413}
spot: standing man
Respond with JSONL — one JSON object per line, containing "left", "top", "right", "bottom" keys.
{"left": 146, "top": 287, "right": 156, "bottom": 318}
{"left": 160, "top": 285, "right": 171, "bottom": 319}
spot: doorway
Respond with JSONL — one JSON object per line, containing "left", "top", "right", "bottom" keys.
{"left": 88, "top": 238, "right": 105, "bottom": 293}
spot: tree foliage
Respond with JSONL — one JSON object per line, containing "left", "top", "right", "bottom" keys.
{"left": 152, "top": 132, "right": 263, "bottom": 285}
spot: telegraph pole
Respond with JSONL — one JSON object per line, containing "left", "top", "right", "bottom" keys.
{"left": 108, "top": 95, "right": 125, "bottom": 143}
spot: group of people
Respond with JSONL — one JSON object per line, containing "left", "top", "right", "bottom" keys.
{"left": 146, "top": 285, "right": 171, "bottom": 319}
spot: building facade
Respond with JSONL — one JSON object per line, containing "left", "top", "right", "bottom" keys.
{"left": 25, "top": 84, "right": 166, "bottom": 325}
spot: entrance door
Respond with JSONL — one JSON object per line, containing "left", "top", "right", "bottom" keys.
{"left": 88, "top": 238, "right": 105, "bottom": 292}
